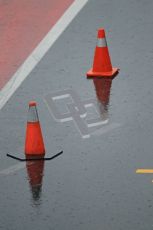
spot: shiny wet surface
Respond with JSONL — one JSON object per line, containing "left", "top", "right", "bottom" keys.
{"left": 1, "top": 0, "right": 153, "bottom": 229}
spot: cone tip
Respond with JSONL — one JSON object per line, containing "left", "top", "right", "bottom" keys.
{"left": 97, "top": 28, "right": 105, "bottom": 38}
{"left": 29, "top": 101, "right": 37, "bottom": 107}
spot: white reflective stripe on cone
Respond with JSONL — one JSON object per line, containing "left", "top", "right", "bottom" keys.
{"left": 97, "top": 38, "right": 107, "bottom": 47}
{"left": 27, "top": 106, "right": 39, "bottom": 122}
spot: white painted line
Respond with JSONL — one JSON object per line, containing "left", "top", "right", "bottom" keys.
{"left": 92, "top": 123, "right": 121, "bottom": 136}
{"left": 0, "top": 162, "right": 26, "bottom": 175}
{"left": 0, "top": 0, "right": 88, "bottom": 110}
{"left": 0, "top": 162, "right": 34, "bottom": 176}
{"left": 87, "top": 119, "right": 109, "bottom": 128}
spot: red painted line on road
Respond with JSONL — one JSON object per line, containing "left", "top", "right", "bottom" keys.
{"left": 0, "top": 0, "right": 74, "bottom": 89}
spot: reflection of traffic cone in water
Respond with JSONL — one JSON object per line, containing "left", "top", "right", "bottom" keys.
{"left": 93, "top": 78, "right": 112, "bottom": 105}
{"left": 25, "top": 101, "right": 45, "bottom": 157}
{"left": 93, "top": 78, "right": 113, "bottom": 120}
{"left": 26, "top": 160, "right": 44, "bottom": 203}
{"left": 87, "top": 28, "right": 119, "bottom": 78}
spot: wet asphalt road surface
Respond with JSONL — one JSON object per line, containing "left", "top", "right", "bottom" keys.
{"left": 1, "top": 0, "right": 153, "bottom": 229}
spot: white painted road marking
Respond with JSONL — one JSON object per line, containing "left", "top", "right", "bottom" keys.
{"left": 92, "top": 123, "right": 121, "bottom": 136}
{"left": 0, "top": 162, "right": 26, "bottom": 175}
{"left": 0, "top": 0, "right": 88, "bottom": 110}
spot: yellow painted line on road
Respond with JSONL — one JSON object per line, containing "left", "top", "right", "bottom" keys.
{"left": 136, "top": 169, "right": 153, "bottom": 174}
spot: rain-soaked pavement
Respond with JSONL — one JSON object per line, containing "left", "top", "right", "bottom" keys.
{"left": 1, "top": 0, "right": 153, "bottom": 229}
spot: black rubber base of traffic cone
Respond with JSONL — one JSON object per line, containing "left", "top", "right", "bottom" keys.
{"left": 6, "top": 151, "right": 63, "bottom": 161}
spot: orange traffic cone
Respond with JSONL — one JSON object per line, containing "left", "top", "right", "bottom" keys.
{"left": 25, "top": 101, "right": 45, "bottom": 157}
{"left": 87, "top": 28, "right": 119, "bottom": 78}
{"left": 6, "top": 101, "right": 63, "bottom": 161}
